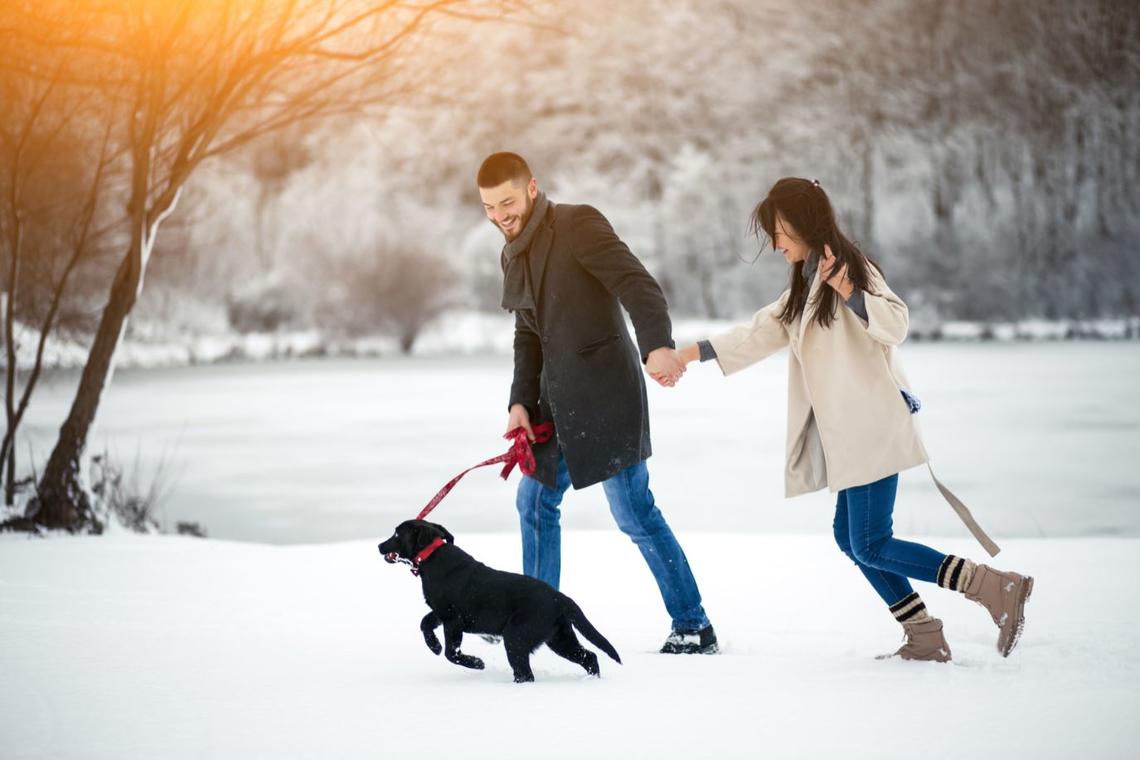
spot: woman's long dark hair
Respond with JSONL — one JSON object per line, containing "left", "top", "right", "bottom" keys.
{"left": 752, "top": 177, "right": 882, "bottom": 330}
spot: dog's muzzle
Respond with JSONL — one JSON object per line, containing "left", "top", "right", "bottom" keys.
{"left": 383, "top": 552, "right": 400, "bottom": 564}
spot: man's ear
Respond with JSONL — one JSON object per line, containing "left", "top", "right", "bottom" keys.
{"left": 527, "top": 176, "right": 538, "bottom": 200}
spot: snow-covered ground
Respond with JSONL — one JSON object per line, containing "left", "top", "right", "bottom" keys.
{"left": 15, "top": 342, "right": 1140, "bottom": 544}
{"left": 1, "top": 531, "right": 1137, "bottom": 759}
{"left": 7, "top": 342, "right": 1139, "bottom": 757}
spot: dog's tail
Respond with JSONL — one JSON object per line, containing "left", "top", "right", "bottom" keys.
{"left": 560, "top": 595, "right": 621, "bottom": 664}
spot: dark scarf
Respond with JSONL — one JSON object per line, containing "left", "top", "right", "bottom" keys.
{"left": 802, "top": 248, "right": 821, "bottom": 283}
{"left": 500, "top": 192, "right": 550, "bottom": 313}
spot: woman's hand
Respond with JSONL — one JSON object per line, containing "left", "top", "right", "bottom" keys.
{"left": 678, "top": 344, "right": 700, "bottom": 366}
{"left": 819, "top": 244, "right": 854, "bottom": 300}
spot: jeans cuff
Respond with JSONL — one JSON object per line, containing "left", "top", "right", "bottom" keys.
{"left": 673, "top": 613, "right": 711, "bottom": 633}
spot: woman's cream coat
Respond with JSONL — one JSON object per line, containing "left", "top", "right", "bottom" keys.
{"left": 708, "top": 266, "right": 1000, "bottom": 556}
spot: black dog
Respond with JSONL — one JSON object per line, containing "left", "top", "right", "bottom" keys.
{"left": 379, "top": 519, "right": 621, "bottom": 683}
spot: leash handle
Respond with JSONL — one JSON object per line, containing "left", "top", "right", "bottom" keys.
{"left": 415, "top": 422, "right": 554, "bottom": 521}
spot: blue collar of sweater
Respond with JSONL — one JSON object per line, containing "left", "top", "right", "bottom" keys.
{"left": 801, "top": 249, "right": 821, "bottom": 283}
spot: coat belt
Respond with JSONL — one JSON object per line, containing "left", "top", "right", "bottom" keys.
{"left": 927, "top": 464, "right": 1001, "bottom": 557}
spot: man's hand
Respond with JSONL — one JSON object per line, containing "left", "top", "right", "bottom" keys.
{"left": 506, "top": 403, "right": 536, "bottom": 442}
{"left": 646, "top": 346, "right": 686, "bottom": 388}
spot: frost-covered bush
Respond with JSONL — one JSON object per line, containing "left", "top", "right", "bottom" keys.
{"left": 89, "top": 451, "right": 170, "bottom": 535}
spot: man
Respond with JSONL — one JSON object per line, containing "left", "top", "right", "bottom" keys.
{"left": 477, "top": 152, "right": 716, "bottom": 654}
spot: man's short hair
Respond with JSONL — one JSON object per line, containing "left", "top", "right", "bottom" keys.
{"left": 477, "top": 152, "right": 533, "bottom": 188}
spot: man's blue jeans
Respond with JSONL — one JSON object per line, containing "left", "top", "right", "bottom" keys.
{"left": 516, "top": 454, "right": 710, "bottom": 632}
{"left": 833, "top": 473, "right": 948, "bottom": 607}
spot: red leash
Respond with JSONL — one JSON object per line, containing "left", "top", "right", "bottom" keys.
{"left": 415, "top": 422, "right": 555, "bottom": 521}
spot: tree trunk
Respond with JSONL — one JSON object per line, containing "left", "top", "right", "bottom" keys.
{"left": 3, "top": 226, "right": 20, "bottom": 506}
{"left": 399, "top": 330, "right": 416, "bottom": 355}
{"left": 3, "top": 283, "right": 16, "bottom": 506}
{"left": 699, "top": 258, "right": 719, "bottom": 320}
{"left": 30, "top": 59, "right": 177, "bottom": 531}
{"left": 5, "top": 445, "right": 14, "bottom": 507}
{"left": 929, "top": 153, "right": 960, "bottom": 317}
{"left": 29, "top": 247, "right": 143, "bottom": 530}
{"left": 255, "top": 183, "right": 273, "bottom": 273}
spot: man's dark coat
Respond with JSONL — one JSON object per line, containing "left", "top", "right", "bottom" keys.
{"left": 507, "top": 202, "right": 674, "bottom": 489}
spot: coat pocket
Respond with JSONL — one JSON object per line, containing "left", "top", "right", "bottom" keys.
{"left": 900, "top": 388, "right": 922, "bottom": 414}
{"left": 576, "top": 334, "right": 620, "bottom": 355}
{"left": 880, "top": 347, "right": 920, "bottom": 414}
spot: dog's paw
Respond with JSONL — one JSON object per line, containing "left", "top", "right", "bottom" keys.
{"left": 446, "top": 651, "right": 484, "bottom": 669}
{"left": 423, "top": 634, "right": 443, "bottom": 656}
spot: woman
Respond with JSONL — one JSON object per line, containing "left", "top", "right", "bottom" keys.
{"left": 673, "top": 177, "right": 1033, "bottom": 661}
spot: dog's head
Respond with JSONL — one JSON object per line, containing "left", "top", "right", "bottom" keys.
{"left": 378, "top": 519, "right": 455, "bottom": 564}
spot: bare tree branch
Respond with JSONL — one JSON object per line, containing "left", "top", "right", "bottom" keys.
{"left": 11, "top": 0, "right": 524, "bottom": 529}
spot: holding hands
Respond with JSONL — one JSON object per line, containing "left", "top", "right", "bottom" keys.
{"left": 819, "top": 244, "right": 854, "bottom": 300}
{"left": 646, "top": 346, "right": 687, "bottom": 388}
{"left": 647, "top": 345, "right": 699, "bottom": 388}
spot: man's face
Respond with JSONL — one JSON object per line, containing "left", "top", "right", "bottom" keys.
{"left": 480, "top": 177, "right": 538, "bottom": 241}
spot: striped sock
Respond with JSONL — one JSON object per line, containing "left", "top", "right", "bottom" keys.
{"left": 937, "top": 555, "right": 977, "bottom": 591}
{"left": 889, "top": 592, "right": 932, "bottom": 625}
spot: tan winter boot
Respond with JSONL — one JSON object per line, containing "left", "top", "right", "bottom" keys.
{"left": 877, "top": 618, "right": 952, "bottom": 663}
{"left": 964, "top": 565, "right": 1034, "bottom": 657}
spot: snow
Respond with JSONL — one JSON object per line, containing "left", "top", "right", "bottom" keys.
{"left": 1, "top": 531, "right": 1137, "bottom": 759}
{"left": 6, "top": 341, "right": 1139, "bottom": 757}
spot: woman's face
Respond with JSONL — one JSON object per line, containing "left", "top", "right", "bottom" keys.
{"left": 773, "top": 214, "right": 811, "bottom": 264}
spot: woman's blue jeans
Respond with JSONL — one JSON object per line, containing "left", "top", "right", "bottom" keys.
{"left": 833, "top": 473, "right": 948, "bottom": 607}
{"left": 516, "top": 454, "right": 710, "bottom": 633}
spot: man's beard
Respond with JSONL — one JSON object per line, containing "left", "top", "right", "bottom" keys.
{"left": 495, "top": 194, "right": 534, "bottom": 242}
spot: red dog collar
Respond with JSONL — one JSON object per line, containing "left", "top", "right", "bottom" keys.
{"left": 411, "top": 537, "right": 448, "bottom": 575}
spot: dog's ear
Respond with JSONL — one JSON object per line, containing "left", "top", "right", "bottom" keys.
{"left": 411, "top": 521, "right": 452, "bottom": 548}
{"left": 427, "top": 522, "right": 454, "bottom": 544}
{"left": 411, "top": 522, "right": 437, "bottom": 551}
